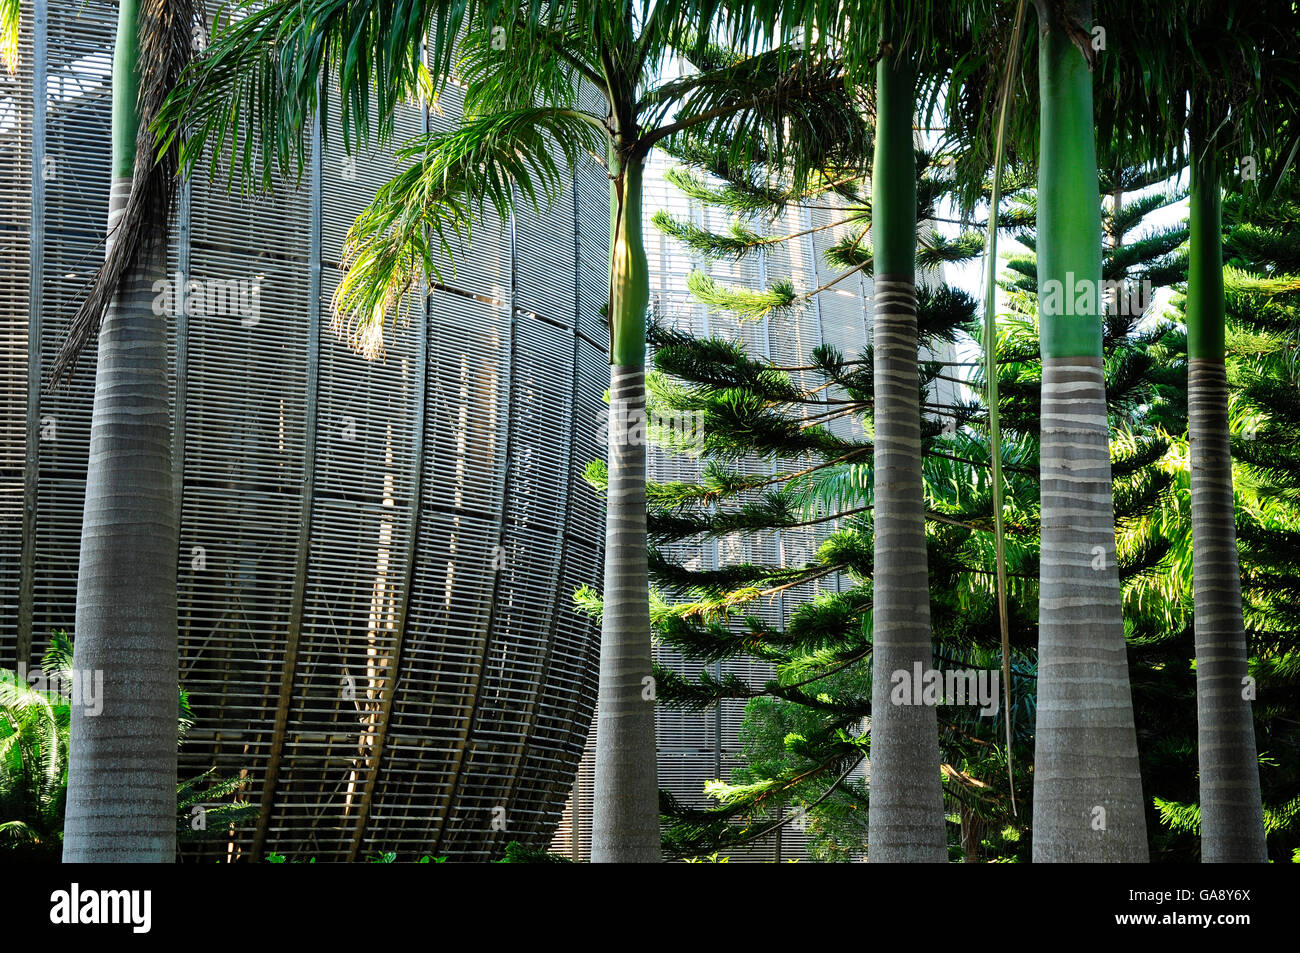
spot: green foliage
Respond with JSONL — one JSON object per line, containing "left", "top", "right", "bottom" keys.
{"left": 335, "top": 108, "right": 606, "bottom": 355}
{"left": 1106, "top": 174, "right": 1300, "bottom": 862}
{"left": 647, "top": 161, "right": 1197, "bottom": 860}
{"left": 265, "top": 851, "right": 451, "bottom": 862}
{"left": 1206, "top": 175, "right": 1300, "bottom": 859}
{"left": 651, "top": 210, "right": 772, "bottom": 260}
{"left": 0, "top": 0, "right": 16, "bottom": 73}
{"left": 686, "top": 271, "right": 797, "bottom": 320}
{"left": 1, "top": 632, "right": 253, "bottom": 861}
{"left": 171, "top": 2, "right": 875, "bottom": 366}
{"left": 493, "top": 841, "right": 574, "bottom": 863}
{"left": 649, "top": 45, "right": 870, "bottom": 193}
{"left": 662, "top": 165, "right": 796, "bottom": 218}
{"left": 177, "top": 769, "right": 258, "bottom": 842}
{"left": 0, "top": 649, "right": 69, "bottom": 862}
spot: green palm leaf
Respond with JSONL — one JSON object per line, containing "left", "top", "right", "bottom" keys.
{"left": 333, "top": 107, "right": 605, "bottom": 354}
{"left": 160, "top": 0, "right": 475, "bottom": 188}
{"left": 0, "top": 0, "right": 18, "bottom": 72}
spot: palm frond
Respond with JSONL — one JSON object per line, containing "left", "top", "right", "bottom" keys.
{"left": 334, "top": 107, "right": 605, "bottom": 356}
{"left": 0, "top": 0, "right": 18, "bottom": 72}
{"left": 156, "top": 0, "right": 491, "bottom": 190}
{"left": 40, "top": 630, "right": 73, "bottom": 682}
{"left": 459, "top": 9, "right": 603, "bottom": 112}
{"left": 629, "top": 0, "right": 737, "bottom": 82}
{"left": 0, "top": 820, "right": 47, "bottom": 845}
{"left": 644, "top": 44, "right": 871, "bottom": 193}
{"left": 1096, "top": 0, "right": 1300, "bottom": 189}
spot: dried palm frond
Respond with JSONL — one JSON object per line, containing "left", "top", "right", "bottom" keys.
{"left": 47, "top": 0, "right": 204, "bottom": 388}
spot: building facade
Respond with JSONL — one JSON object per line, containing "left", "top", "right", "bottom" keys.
{"left": 1, "top": 0, "right": 610, "bottom": 860}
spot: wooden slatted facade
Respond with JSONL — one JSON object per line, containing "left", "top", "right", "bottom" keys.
{"left": 1, "top": 1, "right": 609, "bottom": 861}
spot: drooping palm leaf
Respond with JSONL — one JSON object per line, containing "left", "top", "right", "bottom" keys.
{"left": 157, "top": 0, "right": 486, "bottom": 189}
{"left": 0, "top": 0, "right": 18, "bottom": 72}
{"left": 333, "top": 107, "right": 606, "bottom": 355}
{"left": 459, "top": 10, "right": 603, "bottom": 111}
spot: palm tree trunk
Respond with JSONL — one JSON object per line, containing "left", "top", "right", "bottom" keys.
{"left": 866, "top": 36, "right": 947, "bottom": 863}
{"left": 1029, "top": 1, "right": 1147, "bottom": 862}
{"left": 1186, "top": 131, "right": 1267, "bottom": 862}
{"left": 591, "top": 155, "right": 660, "bottom": 862}
{"left": 62, "top": 0, "right": 177, "bottom": 862}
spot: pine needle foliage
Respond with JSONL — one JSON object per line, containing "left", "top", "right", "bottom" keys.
{"left": 631, "top": 165, "right": 1195, "bottom": 861}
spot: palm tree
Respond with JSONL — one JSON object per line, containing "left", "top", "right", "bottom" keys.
{"left": 853, "top": 0, "right": 1151, "bottom": 865}
{"left": 865, "top": 24, "right": 946, "bottom": 862}
{"left": 46, "top": 0, "right": 196, "bottom": 862}
{"left": 1100, "top": 0, "right": 1300, "bottom": 862}
{"left": 723, "top": 0, "right": 1007, "bottom": 860}
{"left": 1184, "top": 110, "right": 1268, "bottom": 862}
{"left": 749, "top": 0, "right": 1150, "bottom": 864}
{"left": 843, "top": 0, "right": 1022, "bottom": 863}
{"left": 1177, "top": 10, "right": 1296, "bottom": 866}
{"left": 1027, "top": 0, "right": 1147, "bottom": 862}
{"left": 163, "top": 0, "right": 867, "bottom": 861}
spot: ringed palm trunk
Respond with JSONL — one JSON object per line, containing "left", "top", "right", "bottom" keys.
{"left": 866, "top": 38, "right": 947, "bottom": 863}
{"left": 1186, "top": 131, "right": 1267, "bottom": 862}
{"left": 591, "top": 155, "right": 660, "bottom": 862}
{"left": 1029, "top": 1, "right": 1147, "bottom": 862}
{"left": 62, "top": 0, "right": 177, "bottom": 862}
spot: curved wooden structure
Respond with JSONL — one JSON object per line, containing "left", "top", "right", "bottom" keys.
{"left": 1, "top": 0, "right": 609, "bottom": 860}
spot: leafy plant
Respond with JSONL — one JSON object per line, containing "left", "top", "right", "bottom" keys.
{"left": 0, "top": 631, "right": 253, "bottom": 860}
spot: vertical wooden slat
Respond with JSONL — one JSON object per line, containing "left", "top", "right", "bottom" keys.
{"left": 492, "top": 163, "right": 587, "bottom": 836}
{"left": 430, "top": 196, "right": 520, "bottom": 857}
{"left": 251, "top": 106, "right": 323, "bottom": 861}
{"left": 17, "top": 0, "right": 46, "bottom": 668}
{"left": 342, "top": 287, "right": 430, "bottom": 861}
{"left": 171, "top": 176, "right": 190, "bottom": 534}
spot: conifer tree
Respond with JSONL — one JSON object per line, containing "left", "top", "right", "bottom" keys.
{"left": 640, "top": 161, "right": 1189, "bottom": 861}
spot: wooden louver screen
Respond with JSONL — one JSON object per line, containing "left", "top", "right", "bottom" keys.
{"left": 1, "top": 0, "right": 610, "bottom": 862}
